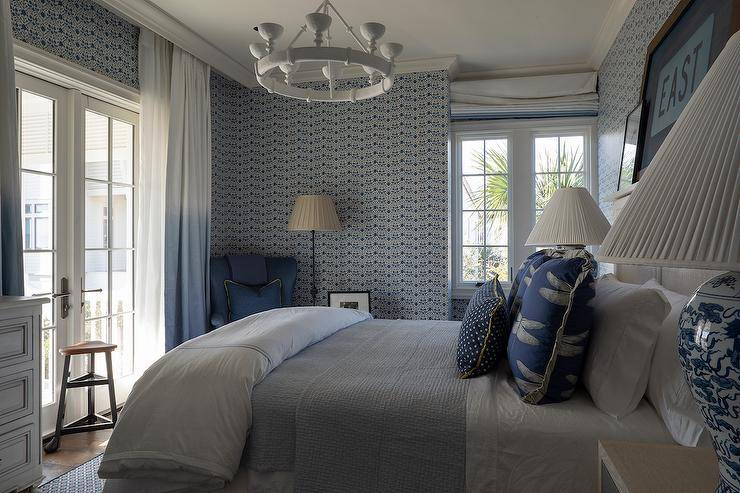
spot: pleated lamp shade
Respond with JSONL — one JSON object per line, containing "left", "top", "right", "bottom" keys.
{"left": 287, "top": 195, "right": 342, "bottom": 231}
{"left": 598, "top": 32, "right": 740, "bottom": 270}
{"left": 525, "top": 187, "right": 611, "bottom": 247}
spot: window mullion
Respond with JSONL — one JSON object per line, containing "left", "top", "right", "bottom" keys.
{"left": 108, "top": 116, "right": 113, "bottom": 344}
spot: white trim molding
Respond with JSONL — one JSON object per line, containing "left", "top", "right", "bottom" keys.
{"left": 13, "top": 40, "right": 140, "bottom": 112}
{"left": 94, "top": 0, "right": 458, "bottom": 88}
{"left": 93, "top": 0, "right": 254, "bottom": 86}
{"left": 588, "top": 0, "right": 636, "bottom": 69}
{"left": 453, "top": 62, "right": 594, "bottom": 82}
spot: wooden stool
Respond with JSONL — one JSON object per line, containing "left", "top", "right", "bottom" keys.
{"left": 44, "top": 341, "right": 118, "bottom": 453}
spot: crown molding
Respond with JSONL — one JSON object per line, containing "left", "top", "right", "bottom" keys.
{"left": 13, "top": 40, "right": 140, "bottom": 112}
{"left": 288, "top": 55, "right": 459, "bottom": 84}
{"left": 92, "top": 0, "right": 255, "bottom": 86}
{"left": 453, "top": 62, "right": 595, "bottom": 81}
{"left": 588, "top": 0, "right": 636, "bottom": 69}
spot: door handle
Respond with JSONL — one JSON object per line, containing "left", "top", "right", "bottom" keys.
{"left": 79, "top": 286, "right": 103, "bottom": 312}
{"left": 52, "top": 277, "right": 71, "bottom": 319}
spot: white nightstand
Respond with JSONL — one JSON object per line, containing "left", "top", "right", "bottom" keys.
{"left": 598, "top": 440, "right": 719, "bottom": 493}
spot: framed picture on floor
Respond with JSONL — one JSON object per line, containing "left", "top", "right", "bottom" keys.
{"left": 618, "top": 102, "right": 643, "bottom": 191}
{"left": 328, "top": 291, "right": 371, "bottom": 313}
{"left": 634, "top": 0, "right": 740, "bottom": 182}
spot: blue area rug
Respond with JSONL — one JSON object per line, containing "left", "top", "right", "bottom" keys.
{"left": 41, "top": 454, "right": 104, "bottom": 493}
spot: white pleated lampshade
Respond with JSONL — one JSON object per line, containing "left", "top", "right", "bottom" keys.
{"left": 287, "top": 195, "right": 342, "bottom": 231}
{"left": 598, "top": 32, "right": 740, "bottom": 270}
{"left": 525, "top": 187, "right": 611, "bottom": 247}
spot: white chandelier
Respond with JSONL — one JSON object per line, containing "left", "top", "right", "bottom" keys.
{"left": 249, "top": 0, "right": 403, "bottom": 102}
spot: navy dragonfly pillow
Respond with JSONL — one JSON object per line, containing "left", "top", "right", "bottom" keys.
{"left": 456, "top": 275, "right": 510, "bottom": 379}
{"left": 508, "top": 250, "right": 596, "bottom": 404}
{"left": 506, "top": 249, "right": 555, "bottom": 326}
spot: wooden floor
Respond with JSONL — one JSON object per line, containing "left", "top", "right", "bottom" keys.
{"left": 41, "top": 429, "right": 113, "bottom": 485}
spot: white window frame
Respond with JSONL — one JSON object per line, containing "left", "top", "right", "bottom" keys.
{"left": 451, "top": 117, "right": 597, "bottom": 299}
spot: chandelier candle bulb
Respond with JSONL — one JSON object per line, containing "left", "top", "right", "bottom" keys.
{"left": 250, "top": 0, "right": 402, "bottom": 102}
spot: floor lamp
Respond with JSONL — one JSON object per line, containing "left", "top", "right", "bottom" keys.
{"left": 288, "top": 195, "right": 342, "bottom": 305}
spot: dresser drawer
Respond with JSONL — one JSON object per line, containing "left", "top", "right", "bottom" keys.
{"left": 0, "top": 369, "right": 33, "bottom": 427}
{"left": 0, "top": 318, "right": 33, "bottom": 369}
{"left": 0, "top": 422, "right": 36, "bottom": 482}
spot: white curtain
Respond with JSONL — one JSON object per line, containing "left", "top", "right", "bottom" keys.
{"left": 0, "top": 0, "right": 24, "bottom": 296}
{"left": 450, "top": 72, "right": 599, "bottom": 119}
{"left": 163, "top": 46, "right": 212, "bottom": 350}
{"left": 134, "top": 28, "right": 171, "bottom": 371}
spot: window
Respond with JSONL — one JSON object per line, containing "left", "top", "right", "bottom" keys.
{"left": 18, "top": 88, "right": 57, "bottom": 406}
{"left": 452, "top": 119, "right": 596, "bottom": 298}
{"left": 83, "top": 108, "right": 136, "bottom": 378}
{"left": 460, "top": 138, "right": 510, "bottom": 282}
{"left": 16, "top": 60, "right": 139, "bottom": 433}
{"left": 534, "top": 134, "right": 585, "bottom": 220}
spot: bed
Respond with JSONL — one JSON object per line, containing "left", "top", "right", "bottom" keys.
{"left": 100, "top": 308, "right": 673, "bottom": 493}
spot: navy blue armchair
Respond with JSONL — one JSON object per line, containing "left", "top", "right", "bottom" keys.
{"left": 210, "top": 255, "right": 297, "bottom": 329}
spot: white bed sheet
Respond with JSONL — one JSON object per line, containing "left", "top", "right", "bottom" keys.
{"left": 465, "top": 362, "right": 674, "bottom": 493}
{"left": 104, "top": 363, "right": 674, "bottom": 493}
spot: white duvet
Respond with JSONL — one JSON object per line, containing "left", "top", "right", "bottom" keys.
{"left": 98, "top": 307, "right": 371, "bottom": 491}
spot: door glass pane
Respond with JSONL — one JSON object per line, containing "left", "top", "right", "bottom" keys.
{"left": 85, "top": 180, "right": 109, "bottom": 248}
{"left": 112, "top": 313, "right": 134, "bottom": 377}
{"left": 112, "top": 120, "right": 133, "bottom": 184}
{"left": 21, "top": 172, "right": 53, "bottom": 250}
{"left": 84, "top": 317, "right": 108, "bottom": 342}
{"left": 111, "top": 250, "right": 133, "bottom": 314}
{"left": 111, "top": 185, "right": 133, "bottom": 248}
{"left": 20, "top": 91, "right": 54, "bottom": 173}
{"left": 23, "top": 251, "right": 53, "bottom": 297}
{"left": 85, "top": 111, "right": 108, "bottom": 180}
{"left": 85, "top": 251, "right": 109, "bottom": 318}
{"left": 41, "top": 329, "right": 55, "bottom": 405}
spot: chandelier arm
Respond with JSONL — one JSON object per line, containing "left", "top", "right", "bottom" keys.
{"left": 324, "top": 0, "right": 369, "bottom": 53}
{"left": 327, "top": 23, "right": 334, "bottom": 98}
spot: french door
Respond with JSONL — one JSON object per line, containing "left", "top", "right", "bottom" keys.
{"left": 15, "top": 72, "right": 138, "bottom": 435}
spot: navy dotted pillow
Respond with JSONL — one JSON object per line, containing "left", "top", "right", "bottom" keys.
{"left": 456, "top": 276, "right": 510, "bottom": 378}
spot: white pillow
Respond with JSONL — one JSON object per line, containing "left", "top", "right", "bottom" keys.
{"left": 583, "top": 274, "right": 669, "bottom": 418}
{"left": 642, "top": 279, "right": 707, "bottom": 446}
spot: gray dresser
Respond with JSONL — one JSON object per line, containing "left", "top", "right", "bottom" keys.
{"left": 0, "top": 297, "right": 47, "bottom": 493}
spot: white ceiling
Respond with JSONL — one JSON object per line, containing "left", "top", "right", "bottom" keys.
{"left": 107, "top": 0, "right": 635, "bottom": 84}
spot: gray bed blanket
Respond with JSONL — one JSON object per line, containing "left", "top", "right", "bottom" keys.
{"left": 244, "top": 319, "right": 468, "bottom": 493}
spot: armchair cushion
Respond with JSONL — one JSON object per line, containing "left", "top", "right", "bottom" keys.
{"left": 210, "top": 255, "right": 297, "bottom": 329}
{"left": 225, "top": 278, "right": 282, "bottom": 322}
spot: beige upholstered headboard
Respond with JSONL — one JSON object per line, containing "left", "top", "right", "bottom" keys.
{"left": 606, "top": 188, "right": 718, "bottom": 296}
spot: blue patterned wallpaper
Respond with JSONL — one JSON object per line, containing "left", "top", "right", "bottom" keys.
{"left": 10, "top": 0, "right": 139, "bottom": 88}
{"left": 596, "top": 0, "right": 680, "bottom": 219}
{"left": 211, "top": 71, "right": 451, "bottom": 320}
